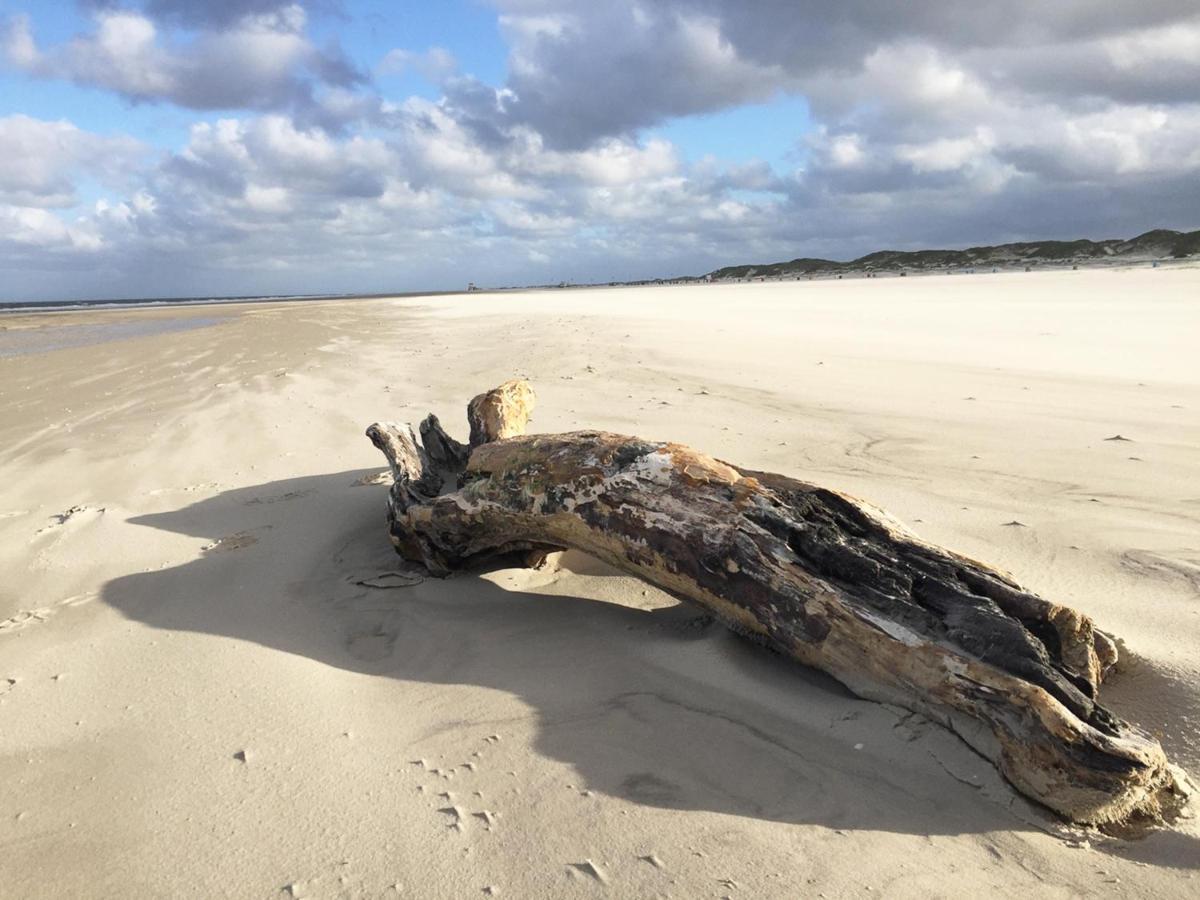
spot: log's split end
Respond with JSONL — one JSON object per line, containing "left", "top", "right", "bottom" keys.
{"left": 366, "top": 380, "right": 1192, "bottom": 827}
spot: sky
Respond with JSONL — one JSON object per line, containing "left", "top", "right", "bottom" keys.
{"left": 1, "top": 1, "right": 1198, "bottom": 301}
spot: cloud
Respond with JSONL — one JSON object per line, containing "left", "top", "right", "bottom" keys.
{"left": 463, "top": 0, "right": 1200, "bottom": 256}
{"left": 435, "top": 2, "right": 1176, "bottom": 144}
{"left": 0, "top": 116, "right": 150, "bottom": 277}
{"left": 490, "top": 4, "right": 789, "bottom": 148}
{"left": 973, "top": 21, "right": 1200, "bottom": 106}
{"left": 0, "top": 114, "right": 145, "bottom": 208}
{"left": 0, "top": 98, "right": 789, "bottom": 298}
{"left": 3, "top": 1, "right": 1200, "bottom": 300}
{"left": 2, "top": 6, "right": 364, "bottom": 116}
{"left": 378, "top": 47, "right": 458, "bottom": 82}
{"left": 474, "top": 1, "right": 1200, "bottom": 138}
{"left": 80, "top": 0, "right": 344, "bottom": 29}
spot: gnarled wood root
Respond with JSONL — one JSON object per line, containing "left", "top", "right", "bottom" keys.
{"left": 367, "top": 380, "right": 1188, "bottom": 825}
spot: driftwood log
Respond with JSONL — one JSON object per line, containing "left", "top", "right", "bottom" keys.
{"left": 367, "top": 380, "right": 1186, "bottom": 825}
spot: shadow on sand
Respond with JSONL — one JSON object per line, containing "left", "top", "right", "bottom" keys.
{"left": 100, "top": 469, "right": 1197, "bottom": 866}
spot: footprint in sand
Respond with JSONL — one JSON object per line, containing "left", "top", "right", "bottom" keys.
{"left": 50, "top": 506, "right": 95, "bottom": 525}
{"left": 0, "top": 591, "right": 96, "bottom": 634}
{"left": 0, "top": 609, "right": 53, "bottom": 633}
{"left": 58, "top": 591, "right": 96, "bottom": 609}
{"left": 202, "top": 532, "right": 259, "bottom": 553}
{"left": 148, "top": 483, "right": 220, "bottom": 497}
{"left": 32, "top": 505, "right": 106, "bottom": 538}
{"left": 244, "top": 489, "right": 315, "bottom": 506}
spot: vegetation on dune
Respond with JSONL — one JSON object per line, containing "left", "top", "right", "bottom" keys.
{"left": 708, "top": 228, "right": 1200, "bottom": 280}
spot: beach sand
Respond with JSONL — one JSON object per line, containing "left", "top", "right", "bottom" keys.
{"left": 1, "top": 268, "right": 1198, "bottom": 897}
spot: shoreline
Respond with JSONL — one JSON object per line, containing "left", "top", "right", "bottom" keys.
{"left": 4, "top": 255, "right": 1195, "bottom": 319}
{"left": 0, "top": 288, "right": 466, "bottom": 317}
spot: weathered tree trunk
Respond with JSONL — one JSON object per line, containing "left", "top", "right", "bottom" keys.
{"left": 366, "top": 381, "right": 1186, "bottom": 825}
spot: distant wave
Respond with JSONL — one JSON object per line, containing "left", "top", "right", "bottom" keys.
{"left": 0, "top": 293, "right": 334, "bottom": 315}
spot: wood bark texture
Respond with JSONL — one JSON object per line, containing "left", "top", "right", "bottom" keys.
{"left": 366, "top": 380, "right": 1187, "bottom": 825}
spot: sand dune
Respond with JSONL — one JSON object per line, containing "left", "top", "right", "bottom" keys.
{"left": 1, "top": 268, "right": 1198, "bottom": 897}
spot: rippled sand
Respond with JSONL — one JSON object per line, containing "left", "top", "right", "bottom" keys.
{"left": 1, "top": 267, "right": 1197, "bottom": 897}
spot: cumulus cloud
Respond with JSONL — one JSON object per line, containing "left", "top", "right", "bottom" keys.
{"left": 0, "top": 118, "right": 150, "bottom": 279}
{"left": 0, "top": 114, "right": 144, "bottom": 208}
{"left": 0, "top": 97, "right": 781, "bottom": 299}
{"left": 488, "top": 4, "right": 790, "bottom": 149}
{"left": 463, "top": 1, "right": 1196, "bottom": 144}
{"left": 3, "top": 1, "right": 1200, "bottom": 300}
{"left": 459, "top": 0, "right": 1200, "bottom": 257}
{"left": 80, "top": 0, "right": 344, "bottom": 29}
{"left": 1, "top": 5, "right": 363, "bottom": 116}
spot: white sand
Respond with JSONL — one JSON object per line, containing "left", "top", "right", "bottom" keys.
{"left": 1, "top": 268, "right": 1198, "bottom": 897}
